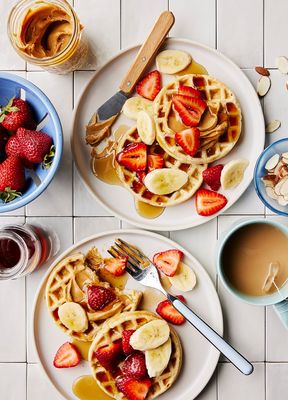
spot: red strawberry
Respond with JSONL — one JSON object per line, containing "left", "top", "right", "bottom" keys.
{"left": 115, "top": 375, "right": 152, "bottom": 400}
{"left": 116, "top": 142, "right": 147, "bottom": 172}
{"left": 122, "top": 329, "right": 136, "bottom": 355}
{"left": 172, "top": 95, "right": 206, "bottom": 127}
{"left": 122, "top": 352, "right": 147, "bottom": 379}
{"left": 16, "top": 128, "right": 53, "bottom": 164}
{"left": 196, "top": 188, "right": 228, "bottom": 216}
{"left": 53, "top": 342, "right": 81, "bottom": 368}
{"left": 136, "top": 70, "right": 161, "bottom": 101}
{"left": 175, "top": 128, "right": 200, "bottom": 157}
{"left": 0, "top": 156, "right": 25, "bottom": 202}
{"left": 5, "top": 135, "right": 33, "bottom": 168}
{"left": 0, "top": 125, "right": 8, "bottom": 151}
{"left": 202, "top": 165, "right": 224, "bottom": 191}
{"left": 178, "top": 85, "right": 202, "bottom": 99}
{"left": 147, "top": 154, "right": 164, "bottom": 172}
{"left": 104, "top": 256, "right": 127, "bottom": 276}
{"left": 156, "top": 299, "right": 185, "bottom": 325}
{"left": 153, "top": 249, "right": 183, "bottom": 277}
{"left": 87, "top": 285, "right": 116, "bottom": 311}
{"left": 137, "top": 171, "right": 146, "bottom": 183}
{"left": 0, "top": 98, "right": 35, "bottom": 131}
{"left": 94, "top": 339, "right": 124, "bottom": 372}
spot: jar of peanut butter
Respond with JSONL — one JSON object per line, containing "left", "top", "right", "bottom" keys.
{"left": 8, "top": 0, "right": 89, "bottom": 74}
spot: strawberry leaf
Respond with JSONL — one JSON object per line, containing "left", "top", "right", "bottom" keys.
{"left": 42, "top": 145, "right": 55, "bottom": 169}
{"left": 0, "top": 187, "right": 22, "bottom": 203}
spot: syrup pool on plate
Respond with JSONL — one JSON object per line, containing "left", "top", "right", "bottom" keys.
{"left": 73, "top": 375, "right": 113, "bottom": 400}
{"left": 135, "top": 199, "right": 165, "bottom": 219}
{"left": 177, "top": 58, "right": 208, "bottom": 75}
{"left": 72, "top": 340, "right": 91, "bottom": 361}
{"left": 97, "top": 268, "right": 128, "bottom": 290}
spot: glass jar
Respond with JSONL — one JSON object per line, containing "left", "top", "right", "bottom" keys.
{"left": 7, "top": 0, "right": 89, "bottom": 74}
{"left": 0, "top": 224, "right": 59, "bottom": 280}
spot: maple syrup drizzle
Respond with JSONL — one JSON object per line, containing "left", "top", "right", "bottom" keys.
{"left": 135, "top": 200, "right": 165, "bottom": 219}
{"left": 72, "top": 339, "right": 91, "bottom": 361}
{"left": 98, "top": 268, "right": 128, "bottom": 290}
{"left": 72, "top": 375, "right": 113, "bottom": 400}
{"left": 177, "top": 59, "right": 208, "bottom": 75}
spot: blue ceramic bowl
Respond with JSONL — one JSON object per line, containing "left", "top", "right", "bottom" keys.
{"left": 254, "top": 138, "right": 288, "bottom": 216}
{"left": 0, "top": 72, "right": 63, "bottom": 213}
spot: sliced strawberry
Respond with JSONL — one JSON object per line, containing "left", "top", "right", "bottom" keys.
{"left": 104, "top": 256, "right": 127, "bottom": 276}
{"left": 87, "top": 285, "right": 116, "bottom": 311}
{"left": 116, "top": 375, "right": 152, "bottom": 400}
{"left": 116, "top": 142, "right": 147, "bottom": 172}
{"left": 136, "top": 70, "right": 161, "bottom": 101}
{"left": 156, "top": 300, "right": 185, "bottom": 325}
{"left": 122, "top": 352, "right": 147, "bottom": 379}
{"left": 137, "top": 171, "right": 146, "bottom": 184}
{"left": 196, "top": 188, "right": 228, "bottom": 216}
{"left": 153, "top": 249, "right": 183, "bottom": 277}
{"left": 94, "top": 339, "right": 124, "bottom": 372}
{"left": 175, "top": 128, "right": 200, "bottom": 157}
{"left": 122, "top": 329, "right": 136, "bottom": 355}
{"left": 178, "top": 85, "right": 202, "bottom": 99}
{"left": 202, "top": 165, "right": 224, "bottom": 191}
{"left": 172, "top": 95, "right": 206, "bottom": 127}
{"left": 147, "top": 154, "right": 164, "bottom": 172}
{"left": 53, "top": 342, "right": 81, "bottom": 368}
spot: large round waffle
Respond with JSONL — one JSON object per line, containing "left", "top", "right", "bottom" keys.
{"left": 45, "top": 253, "right": 142, "bottom": 341}
{"left": 89, "top": 311, "right": 182, "bottom": 400}
{"left": 115, "top": 126, "right": 206, "bottom": 207}
{"left": 154, "top": 74, "right": 242, "bottom": 164}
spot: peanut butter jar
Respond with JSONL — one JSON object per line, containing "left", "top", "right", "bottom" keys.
{"left": 8, "top": 0, "right": 89, "bottom": 74}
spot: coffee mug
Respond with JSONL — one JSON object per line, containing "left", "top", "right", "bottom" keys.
{"left": 217, "top": 218, "right": 288, "bottom": 328}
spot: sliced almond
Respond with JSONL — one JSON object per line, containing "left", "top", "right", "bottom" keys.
{"left": 265, "top": 120, "right": 281, "bottom": 133}
{"left": 279, "top": 164, "right": 288, "bottom": 178}
{"left": 265, "top": 154, "right": 280, "bottom": 170}
{"left": 255, "top": 66, "right": 270, "bottom": 76}
{"left": 266, "top": 186, "right": 278, "bottom": 200}
{"left": 257, "top": 76, "right": 271, "bottom": 97}
{"left": 280, "top": 177, "right": 288, "bottom": 196}
{"left": 262, "top": 175, "right": 277, "bottom": 188}
{"left": 282, "top": 152, "right": 288, "bottom": 159}
{"left": 277, "top": 195, "right": 288, "bottom": 206}
{"left": 275, "top": 176, "right": 288, "bottom": 195}
{"left": 276, "top": 56, "right": 288, "bottom": 74}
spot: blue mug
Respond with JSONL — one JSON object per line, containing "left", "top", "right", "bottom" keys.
{"left": 217, "top": 218, "right": 288, "bottom": 328}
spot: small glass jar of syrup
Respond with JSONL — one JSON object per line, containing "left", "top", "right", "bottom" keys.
{"left": 0, "top": 224, "right": 58, "bottom": 280}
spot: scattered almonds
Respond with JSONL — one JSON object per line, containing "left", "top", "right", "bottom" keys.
{"left": 265, "top": 154, "right": 280, "bottom": 170}
{"left": 257, "top": 76, "right": 271, "bottom": 97}
{"left": 262, "top": 152, "right": 288, "bottom": 206}
{"left": 265, "top": 120, "right": 281, "bottom": 133}
{"left": 276, "top": 56, "right": 288, "bottom": 74}
{"left": 255, "top": 66, "right": 270, "bottom": 76}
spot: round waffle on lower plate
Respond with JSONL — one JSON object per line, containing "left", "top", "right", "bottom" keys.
{"left": 154, "top": 74, "right": 242, "bottom": 164}
{"left": 45, "top": 253, "right": 142, "bottom": 342}
{"left": 115, "top": 126, "right": 206, "bottom": 207}
{"left": 89, "top": 311, "right": 182, "bottom": 400}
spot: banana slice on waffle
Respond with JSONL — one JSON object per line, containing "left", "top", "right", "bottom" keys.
{"left": 89, "top": 311, "right": 182, "bottom": 400}
{"left": 115, "top": 126, "right": 206, "bottom": 207}
{"left": 154, "top": 74, "right": 242, "bottom": 164}
{"left": 45, "top": 252, "right": 142, "bottom": 341}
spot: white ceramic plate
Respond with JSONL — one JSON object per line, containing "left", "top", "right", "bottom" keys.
{"left": 72, "top": 38, "right": 265, "bottom": 231}
{"left": 33, "top": 229, "right": 223, "bottom": 400}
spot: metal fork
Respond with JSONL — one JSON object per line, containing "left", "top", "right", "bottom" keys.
{"left": 108, "top": 238, "right": 253, "bottom": 376}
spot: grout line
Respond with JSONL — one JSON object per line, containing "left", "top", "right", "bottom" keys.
{"left": 215, "top": 0, "right": 218, "bottom": 50}
{"left": 119, "top": 0, "right": 122, "bottom": 50}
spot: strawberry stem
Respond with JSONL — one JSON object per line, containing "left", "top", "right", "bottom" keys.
{"left": 0, "top": 97, "right": 19, "bottom": 122}
{"left": 42, "top": 145, "right": 55, "bottom": 169}
{"left": 0, "top": 187, "right": 22, "bottom": 203}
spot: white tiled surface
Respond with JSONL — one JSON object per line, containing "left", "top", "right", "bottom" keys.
{"left": 0, "top": 1, "right": 288, "bottom": 399}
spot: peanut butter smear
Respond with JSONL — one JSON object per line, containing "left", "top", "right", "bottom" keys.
{"left": 19, "top": 4, "right": 73, "bottom": 58}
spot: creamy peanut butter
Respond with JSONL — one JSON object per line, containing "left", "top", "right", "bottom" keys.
{"left": 19, "top": 4, "right": 73, "bottom": 58}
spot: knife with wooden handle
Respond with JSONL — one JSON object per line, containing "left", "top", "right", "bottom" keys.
{"left": 95, "top": 11, "right": 175, "bottom": 122}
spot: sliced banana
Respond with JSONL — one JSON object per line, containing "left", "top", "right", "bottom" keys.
{"left": 168, "top": 262, "right": 197, "bottom": 292}
{"left": 220, "top": 159, "right": 249, "bottom": 190}
{"left": 145, "top": 337, "right": 172, "bottom": 378}
{"left": 58, "top": 302, "right": 88, "bottom": 333}
{"left": 130, "top": 320, "right": 170, "bottom": 351}
{"left": 144, "top": 168, "right": 188, "bottom": 195}
{"left": 156, "top": 49, "right": 192, "bottom": 74}
{"left": 137, "top": 110, "right": 156, "bottom": 145}
{"left": 122, "top": 97, "right": 153, "bottom": 120}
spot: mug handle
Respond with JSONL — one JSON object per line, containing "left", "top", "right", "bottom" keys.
{"left": 273, "top": 300, "right": 288, "bottom": 329}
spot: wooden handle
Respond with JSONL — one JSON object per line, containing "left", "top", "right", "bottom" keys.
{"left": 119, "top": 11, "right": 175, "bottom": 94}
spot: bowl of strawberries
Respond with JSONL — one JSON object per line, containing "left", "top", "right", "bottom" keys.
{"left": 0, "top": 72, "right": 62, "bottom": 212}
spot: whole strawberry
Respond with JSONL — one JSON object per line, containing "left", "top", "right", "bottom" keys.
{"left": 0, "top": 156, "right": 25, "bottom": 202}
{"left": 0, "top": 97, "right": 35, "bottom": 131}
{"left": 5, "top": 135, "right": 34, "bottom": 169}
{"left": 16, "top": 127, "right": 53, "bottom": 164}
{"left": 0, "top": 124, "right": 8, "bottom": 152}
